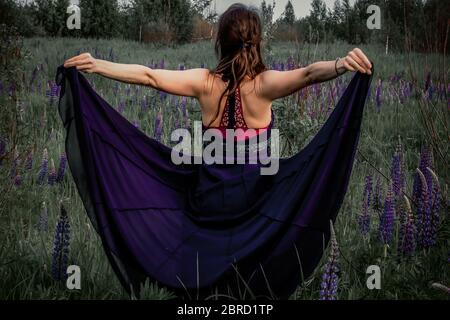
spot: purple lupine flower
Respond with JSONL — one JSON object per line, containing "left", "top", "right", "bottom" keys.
{"left": 108, "top": 47, "right": 114, "bottom": 61}
{"left": 412, "top": 146, "right": 433, "bottom": 206}
{"left": 415, "top": 168, "right": 428, "bottom": 248}
{"left": 14, "top": 173, "right": 22, "bottom": 186}
{"left": 140, "top": 97, "right": 148, "bottom": 113}
{"left": 320, "top": 221, "right": 340, "bottom": 300}
{"left": 8, "top": 82, "right": 16, "bottom": 96}
{"left": 426, "top": 85, "right": 433, "bottom": 101}
{"left": 118, "top": 101, "right": 125, "bottom": 114}
{"left": 375, "top": 79, "right": 382, "bottom": 111}
{"left": 398, "top": 196, "right": 416, "bottom": 257}
{"left": 180, "top": 96, "right": 189, "bottom": 129}
{"left": 48, "top": 81, "right": 59, "bottom": 105}
{"left": 390, "top": 141, "right": 405, "bottom": 198}
{"left": 38, "top": 201, "right": 49, "bottom": 232}
{"left": 48, "top": 158, "right": 56, "bottom": 186}
{"left": 159, "top": 91, "right": 168, "bottom": 101}
{"left": 25, "top": 148, "right": 33, "bottom": 170}
{"left": 379, "top": 183, "right": 395, "bottom": 245}
{"left": 133, "top": 120, "right": 140, "bottom": 129}
{"left": 51, "top": 201, "right": 71, "bottom": 281}
{"left": 372, "top": 176, "right": 383, "bottom": 211}
{"left": 37, "top": 148, "right": 48, "bottom": 185}
{"left": 358, "top": 175, "right": 373, "bottom": 235}
{"left": 422, "top": 168, "right": 442, "bottom": 249}
{"left": 113, "top": 82, "right": 120, "bottom": 96}
{"left": 287, "top": 57, "right": 296, "bottom": 71}
{"left": 154, "top": 110, "right": 163, "bottom": 142}
{"left": 314, "top": 83, "right": 321, "bottom": 99}
{"left": 424, "top": 71, "right": 431, "bottom": 92}
{"left": 56, "top": 153, "right": 67, "bottom": 183}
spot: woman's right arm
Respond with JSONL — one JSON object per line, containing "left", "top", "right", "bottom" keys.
{"left": 259, "top": 48, "right": 372, "bottom": 101}
{"left": 64, "top": 53, "right": 209, "bottom": 98}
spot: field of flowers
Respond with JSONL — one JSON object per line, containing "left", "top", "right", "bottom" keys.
{"left": 0, "top": 37, "right": 448, "bottom": 300}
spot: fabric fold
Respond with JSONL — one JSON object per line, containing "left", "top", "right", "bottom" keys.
{"left": 56, "top": 65, "right": 373, "bottom": 299}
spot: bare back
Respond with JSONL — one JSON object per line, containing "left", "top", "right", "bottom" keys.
{"left": 199, "top": 73, "right": 273, "bottom": 129}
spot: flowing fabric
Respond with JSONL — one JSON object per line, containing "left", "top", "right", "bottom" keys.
{"left": 56, "top": 65, "right": 373, "bottom": 300}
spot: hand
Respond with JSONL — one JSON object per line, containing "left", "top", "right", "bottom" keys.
{"left": 64, "top": 53, "right": 98, "bottom": 73}
{"left": 339, "top": 48, "right": 372, "bottom": 75}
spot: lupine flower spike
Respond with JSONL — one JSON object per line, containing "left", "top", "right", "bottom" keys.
{"left": 415, "top": 168, "right": 429, "bottom": 249}
{"left": 423, "top": 168, "right": 442, "bottom": 248}
{"left": 398, "top": 196, "right": 416, "bottom": 258}
{"left": 358, "top": 174, "right": 372, "bottom": 235}
{"left": 319, "top": 221, "right": 340, "bottom": 300}
{"left": 390, "top": 140, "right": 405, "bottom": 198}
{"left": 38, "top": 201, "right": 48, "bottom": 232}
{"left": 372, "top": 175, "right": 383, "bottom": 211}
{"left": 51, "top": 200, "right": 71, "bottom": 281}
{"left": 154, "top": 109, "right": 163, "bottom": 142}
{"left": 37, "top": 148, "right": 48, "bottom": 185}
{"left": 56, "top": 153, "right": 67, "bottom": 183}
{"left": 379, "top": 181, "right": 395, "bottom": 249}
{"left": 48, "top": 158, "right": 56, "bottom": 186}
{"left": 25, "top": 148, "right": 33, "bottom": 171}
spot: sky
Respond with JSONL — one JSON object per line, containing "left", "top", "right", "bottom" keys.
{"left": 213, "top": 0, "right": 355, "bottom": 18}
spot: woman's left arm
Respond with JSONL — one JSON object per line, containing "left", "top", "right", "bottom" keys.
{"left": 63, "top": 53, "right": 209, "bottom": 98}
{"left": 307, "top": 48, "right": 372, "bottom": 83}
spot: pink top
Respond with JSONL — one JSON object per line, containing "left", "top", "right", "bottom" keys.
{"left": 202, "top": 86, "right": 273, "bottom": 141}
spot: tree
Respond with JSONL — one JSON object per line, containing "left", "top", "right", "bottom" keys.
{"left": 283, "top": 0, "right": 296, "bottom": 26}
{"left": 79, "top": 0, "right": 120, "bottom": 38}
{"left": 260, "top": 0, "right": 276, "bottom": 60}
{"left": 192, "top": 0, "right": 217, "bottom": 22}
{"left": 125, "top": 0, "right": 194, "bottom": 44}
{"left": 307, "top": 0, "right": 327, "bottom": 42}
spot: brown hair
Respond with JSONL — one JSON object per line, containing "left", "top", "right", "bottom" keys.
{"left": 207, "top": 3, "right": 267, "bottom": 127}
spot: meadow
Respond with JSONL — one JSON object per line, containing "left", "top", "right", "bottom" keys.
{"left": 0, "top": 37, "right": 448, "bottom": 300}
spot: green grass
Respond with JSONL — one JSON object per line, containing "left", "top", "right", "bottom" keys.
{"left": 0, "top": 37, "right": 448, "bottom": 300}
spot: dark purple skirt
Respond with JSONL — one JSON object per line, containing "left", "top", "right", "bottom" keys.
{"left": 56, "top": 66, "right": 373, "bottom": 300}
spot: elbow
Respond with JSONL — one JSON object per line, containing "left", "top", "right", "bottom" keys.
{"left": 145, "top": 68, "right": 158, "bottom": 88}
{"left": 304, "top": 65, "right": 316, "bottom": 86}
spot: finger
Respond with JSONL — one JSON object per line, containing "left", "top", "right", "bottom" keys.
{"left": 343, "top": 60, "right": 357, "bottom": 72}
{"left": 346, "top": 56, "right": 366, "bottom": 73}
{"left": 349, "top": 51, "right": 371, "bottom": 75}
{"left": 65, "top": 53, "right": 91, "bottom": 65}
{"left": 349, "top": 51, "right": 367, "bottom": 71}
{"left": 77, "top": 64, "right": 93, "bottom": 73}
{"left": 354, "top": 48, "right": 372, "bottom": 70}
{"left": 65, "top": 54, "right": 84, "bottom": 65}
{"left": 65, "top": 57, "right": 92, "bottom": 68}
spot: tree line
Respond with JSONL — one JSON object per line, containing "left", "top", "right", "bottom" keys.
{"left": 0, "top": 0, "right": 448, "bottom": 52}
{"left": 274, "top": 0, "right": 449, "bottom": 52}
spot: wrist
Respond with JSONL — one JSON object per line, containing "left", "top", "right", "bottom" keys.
{"left": 93, "top": 58, "right": 104, "bottom": 74}
{"left": 337, "top": 58, "right": 347, "bottom": 74}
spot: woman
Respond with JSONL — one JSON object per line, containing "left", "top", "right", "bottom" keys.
{"left": 59, "top": 3, "right": 373, "bottom": 300}
{"left": 64, "top": 7, "right": 371, "bottom": 131}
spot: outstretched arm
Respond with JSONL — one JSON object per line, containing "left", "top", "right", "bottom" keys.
{"left": 63, "top": 53, "right": 209, "bottom": 98}
{"left": 259, "top": 48, "right": 372, "bottom": 101}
